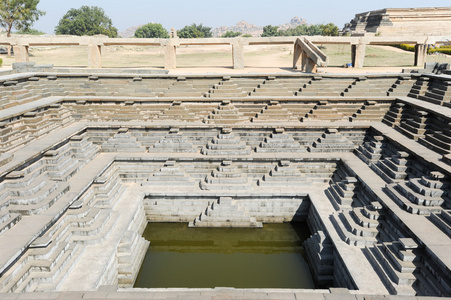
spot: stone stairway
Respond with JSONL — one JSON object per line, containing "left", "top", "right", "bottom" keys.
{"left": 419, "top": 128, "right": 451, "bottom": 155}
{"left": 388, "top": 76, "right": 416, "bottom": 97}
{"left": 331, "top": 210, "right": 378, "bottom": 247}
{"left": 351, "top": 101, "right": 392, "bottom": 122}
{"left": 407, "top": 77, "right": 430, "bottom": 99}
{"left": 101, "top": 129, "right": 146, "bottom": 153}
{"left": 0, "top": 80, "right": 43, "bottom": 109}
{"left": 409, "top": 76, "right": 451, "bottom": 106}
{"left": 206, "top": 77, "right": 261, "bottom": 98}
{"left": 203, "top": 100, "right": 249, "bottom": 124}
{"left": 334, "top": 201, "right": 385, "bottom": 247}
{"left": 382, "top": 102, "right": 406, "bottom": 128}
{"left": 297, "top": 77, "right": 356, "bottom": 97}
{"left": 200, "top": 161, "right": 252, "bottom": 191}
{"left": 342, "top": 77, "right": 398, "bottom": 97}
{"left": 0, "top": 120, "right": 34, "bottom": 153}
{"left": 0, "top": 212, "right": 21, "bottom": 235}
{"left": 385, "top": 172, "right": 450, "bottom": 215}
{"left": 90, "top": 172, "right": 125, "bottom": 208}
{"left": 207, "top": 80, "right": 246, "bottom": 98}
{"left": 249, "top": 77, "right": 296, "bottom": 97}
{"left": 370, "top": 151, "right": 410, "bottom": 184}
{"left": 161, "top": 77, "right": 215, "bottom": 97}
{"left": 189, "top": 197, "right": 262, "bottom": 228}
{"left": 281, "top": 103, "right": 317, "bottom": 120}
{"left": 325, "top": 176, "right": 359, "bottom": 210}
{"left": 308, "top": 129, "right": 355, "bottom": 152}
{"left": 301, "top": 101, "right": 345, "bottom": 122}
{"left": 356, "top": 135, "right": 384, "bottom": 165}
{"left": 303, "top": 230, "right": 334, "bottom": 287}
{"left": 415, "top": 253, "right": 451, "bottom": 297}
{"left": 0, "top": 191, "right": 121, "bottom": 293}
{"left": 116, "top": 230, "right": 149, "bottom": 287}
{"left": 0, "top": 241, "right": 83, "bottom": 293}
{"left": 201, "top": 128, "right": 251, "bottom": 156}
{"left": 256, "top": 128, "right": 306, "bottom": 153}
{"left": 257, "top": 160, "right": 309, "bottom": 186}
{"left": 430, "top": 209, "right": 451, "bottom": 237}
{"left": 149, "top": 127, "right": 196, "bottom": 153}
{"left": 142, "top": 160, "right": 194, "bottom": 187}
{"left": 396, "top": 110, "right": 428, "bottom": 141}
{"left": 2, "top": 165, "right": 70, "bottom": 216}
{"left": 251, "top": 101, "right": 298, "bottom": 122}
{"left": 364, "top": 238, "right": 420, "bottom": 295}
{"left": 158, "top": 101, "right": 199, "bottom": 122}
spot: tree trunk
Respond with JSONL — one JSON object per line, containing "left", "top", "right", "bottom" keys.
{"left": 7, "top": 24, "right": 12, "bottom": 57}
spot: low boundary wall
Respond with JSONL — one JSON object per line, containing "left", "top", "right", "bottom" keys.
{"left": 0, "top": 35, "right": 444, "bottom": 69}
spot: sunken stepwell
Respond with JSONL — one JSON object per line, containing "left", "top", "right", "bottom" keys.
{"left": 0, "top": 69, "right": 450, "bottom": 297}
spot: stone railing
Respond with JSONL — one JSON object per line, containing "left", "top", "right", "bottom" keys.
{"left": 293, "top": 37, "right": 329, "bottom": 72}
{"left": 0, "top": 35, "right": 445, "bottom": 70}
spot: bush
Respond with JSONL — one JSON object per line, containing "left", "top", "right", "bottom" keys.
{"left": 392, "top": 44, "right": 415, "bottom": 52}
{"left": 429, "top": 48, "right": 451, "bottom": 55}
{"left": 261, "top": 25, "right": 279, "bottom": 37}
{"left": 15, "top": 28, "right": 46, "bottom": 35}
{"left": 221, "top": 31, "right": 241, "bottom": 38}
{"left": 135, "top": 23, "right": 169, "bottom": 38}
{"left": 0, "top": 58, "right": 3, "bottom": 67}
{"left": 178, "top": 23, "right": 212, "bottom": 38}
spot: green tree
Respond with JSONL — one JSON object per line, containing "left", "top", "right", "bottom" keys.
{"left": 55, "top": 6, "right": 118, "bottom": 38}
{"left": 320, "top": 23, "right": 339, "bottom": 36}
{"left": 134, "top": 23, "right": 169, "bottom": 38}
{"left": 0, "top": 0, "right": 45, "bottom": 37}
{"left": 261, "top": 25, "right": 279, "bottom": 37}
{"left": 221, "top": 31, "right": 241, "bottom": 38}
{"left": 178, "top": 23, "right": 212, "bottom": 38}
{"left": 278, "top": 23, "right": 340, "bottom": 36}
{"left": 15, "top": 28, "right": 44, "bottom": 35}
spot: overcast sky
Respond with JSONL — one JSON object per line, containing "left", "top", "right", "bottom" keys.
{"left": 33, "top": 0, "right": 451, "bottom": 34}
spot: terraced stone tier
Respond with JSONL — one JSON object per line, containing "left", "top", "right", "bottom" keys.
{"left": 0, "top": 70, "right": 451, "bottom": 298}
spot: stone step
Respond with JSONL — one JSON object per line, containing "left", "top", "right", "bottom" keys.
{"left": 418, "top": 134, "right": 451, "bottom": 154}
{"left": 429, "top": 211, "right": 451, "bottom": 237}
{"left": 364, "top": 246, "right": 417, "bottom": 296}
{"left": 385, "top": 184, "right": 442, "bottom": 215}
{"left": 330, "top": 213, "right": 376, "bottom": 247}
{"left": 0, "top": 212, "right": 21, "bottom": 235}
{"left": 397, "top": 181, "right": 446, "bottom": 207}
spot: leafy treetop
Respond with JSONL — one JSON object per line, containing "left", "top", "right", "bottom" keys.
{"left": 261, "top": 23, "right": 340, "bottom": 37}
{"left": 15, "top": 27, "right": 44, "bottom": 35}
{"left": 134, "top": 23, "right": 169, "bottom": 38}
{"left": 55, "top": 6, "right": 118, "bottom": 38}
{"left": 221, "top": 31, "right": 242, "bottom": 38}
{"left": 0, "top": 0, "right": 45, "bottom": 37}
{"left": 261, "top": 25, "right": 279, "bottom": 37}
{"left": 178, "top": 23, "right": 212, "bottom": 38}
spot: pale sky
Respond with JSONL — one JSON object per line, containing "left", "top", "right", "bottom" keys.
{"left": 33, "top": 0, "right": 451, "bottom": 34}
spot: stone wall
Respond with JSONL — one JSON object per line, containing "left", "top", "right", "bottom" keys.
{"left": 343, "top": 7, "right": 451, "bottom": 37}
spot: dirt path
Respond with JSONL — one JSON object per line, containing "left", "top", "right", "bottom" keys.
{"left": 371, "top": 45, "right": 412, "bottom": 54}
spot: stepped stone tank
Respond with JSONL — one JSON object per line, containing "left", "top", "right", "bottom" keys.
{"left": 0, "top": 66, "right": 450, "bottom": 298}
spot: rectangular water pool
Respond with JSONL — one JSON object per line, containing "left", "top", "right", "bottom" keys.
{"left": 134, "top": 222, "right": 315, "bottom": 289}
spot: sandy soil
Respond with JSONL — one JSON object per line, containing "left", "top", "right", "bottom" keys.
{"left": 0, "top": 43, "right": 449, "bottom": 75}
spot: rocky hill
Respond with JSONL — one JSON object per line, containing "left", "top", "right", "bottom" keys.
{"left": 212, "top": 17, "right": 307, "bottom": 37}
{"left": 120, "top": 17, "right": 307, "bottom": 38}
{"left": 119, "top": 25, "right": 144, "bottom": 38}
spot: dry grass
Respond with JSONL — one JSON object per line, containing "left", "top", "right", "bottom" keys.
{"left": 1, "top": 43, "right": 451, "bottom": 70}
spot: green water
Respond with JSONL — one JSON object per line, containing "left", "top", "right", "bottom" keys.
{"left": 134, "top": 222, "right": 315, "bottom": 289}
